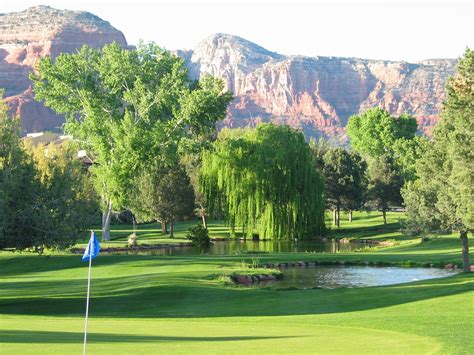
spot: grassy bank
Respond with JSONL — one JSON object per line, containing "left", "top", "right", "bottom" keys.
{"left": 1, "top": 212, "right": 473, "bottom": 354}
{"left": 83, "top": 211, "right": 403, "bottom": 246}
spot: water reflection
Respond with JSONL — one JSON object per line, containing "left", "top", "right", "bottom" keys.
{"left": 116, "top": 240, "right": 370, "bottom": 256}
{"left": 251, "top": 266, "right": 459, "bottom": 289}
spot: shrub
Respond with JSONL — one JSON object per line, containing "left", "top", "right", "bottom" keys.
{"left": 128, "top": 233, "right": 138, "bottom": 247}
{"left": 186, "top": 224, "right": 211, "bottom": 247}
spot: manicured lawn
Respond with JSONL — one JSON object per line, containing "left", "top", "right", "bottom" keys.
{"left": 83, "top": 211, "right": 404, "bottom": 248}
{"left": 1, "top": 212, "right": 473, "bottom": 354}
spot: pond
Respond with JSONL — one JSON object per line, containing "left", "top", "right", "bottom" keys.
{"left": 251, "top": 266, "right": 459, "bottom": 289}
{"left": 119, "top": 239, "right": 372, "bottom": 256}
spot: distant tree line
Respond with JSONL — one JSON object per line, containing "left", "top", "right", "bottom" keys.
{"left": 0, "top": 44, "right": 471, "bottom": 272}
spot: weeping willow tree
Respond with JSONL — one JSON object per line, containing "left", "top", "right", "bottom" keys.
{"left": 200, "top": 124, "right": 325, "bottom": 240}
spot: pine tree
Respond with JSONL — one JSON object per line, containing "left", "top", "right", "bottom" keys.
{"left": 403, "top": 49, "right": 473, "bottom": 272}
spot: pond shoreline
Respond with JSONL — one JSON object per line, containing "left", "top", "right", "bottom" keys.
{"left": 70, "top": 236, "right": 390, "bottom": 255}
{"left": 230, "top": 263, "right": 461, "bottom": 287}
{"left": 69, "top": 241, "right": 465, "bottom": 271}
{"left": 260, "top": 259, "right": 461, "bottom": 270}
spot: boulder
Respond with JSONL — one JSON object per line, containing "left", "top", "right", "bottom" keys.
{"left": 236, "top": 275, "right": 252, "bottom": 284}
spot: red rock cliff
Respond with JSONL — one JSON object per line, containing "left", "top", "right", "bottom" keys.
{"left": 1, "top": 9, "right": 456, "bottom": 140}
{"left": 0, "top": 6, "right": 127, "bottom": 134}
{"left": 184, "top": 34, "right": 456, "bottom": 140}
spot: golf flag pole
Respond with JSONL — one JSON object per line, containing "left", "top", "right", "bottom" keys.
{"left": 82, "top": 231, "right": 100, "bottom": 355}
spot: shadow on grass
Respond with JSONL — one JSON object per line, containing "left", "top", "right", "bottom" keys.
{"left": 0, "top": 254, "right": 86, "bottom": 277}
{"left": 0, "top": 330, "right": 300, "bottom": 343}
{"left": 0, "top": 254, "right": 241, "bottom": 278}
{"left": 329, "top": 221, "right": 401, "bottom": 236}
{"left": 1, "top": 271, "right": 472, "bottom": 319}
{"left": 0, "top": 243, "right": 467, "bottom": 278}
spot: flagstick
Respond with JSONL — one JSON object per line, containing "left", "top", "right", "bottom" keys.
{"left": 83, "top": 232, "right": 94, "bottom": 355}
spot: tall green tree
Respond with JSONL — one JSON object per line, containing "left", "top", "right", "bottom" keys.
{"left": 31, "top": 42, "right": 232, "bottom": 240}
{"left": 347, "top": 107, "right": 417, "bottom": 158}
{"left": 368, "top": 154, "right": 404, "bottom": 224}
{"left": 347, "top": 107, "right": 420, "bottom": 216}
{"left": 0, "top": 92, "right": 40, "bottom": 251}
{"left": 392, "top": 136, "right": 428, "bottom": 182}
{"left": 323, "top": 148, "right": 367, "bottom": 226}
{"left": 28, "top": 142, "right": 100, "bottom": 250}
{"left": 132, "top": 164, "right": 195, "bottom": 238}
{"left": 310, "top": 141, "right": 367, "bottom": 225}
{"left": 309, "top": 137, "right": 330, "bottom": 170}
{"left": 403, "top": 49, "right": 473, "bottom": 272}
{"left": 347, "top": 107, "right": 421, "bottom": 181}
{"left": 181, "top": 152, "right": 210, "bottom": 229}
{"left": 0, "top": 92, "right": 97, "bottom": 251}
{"left": 200, "top": 124, "right": 325, "bottom": 240}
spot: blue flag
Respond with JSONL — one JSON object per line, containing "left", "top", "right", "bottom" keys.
{"left": 82, "top": 232, "right": 101, "bottom": 262}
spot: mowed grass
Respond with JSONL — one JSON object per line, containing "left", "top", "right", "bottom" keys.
{"left": 1, "top": 212, "right": 473, "bottom": 354}
{"left": 82, "top": 211, "right": 404, "bottom": 248}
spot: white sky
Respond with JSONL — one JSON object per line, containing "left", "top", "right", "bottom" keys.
{"left": 2, "top": 0, "right": 473, "bottom": 61}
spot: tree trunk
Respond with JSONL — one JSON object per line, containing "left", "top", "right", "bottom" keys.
{"left": 101, "top": 200, "right": 113, "bottom": 241}
{"left": 382, "top": 210, "right": 387, "bottom": 225}
{"left": 332, "top": 209, "right": 337, "bottom": 226}
{"left": 349, "top": 210, "right": 353, "bottom": 222}
{"left": 460, "top": 231, "right": 470, "bottom": 273}
{"left": 161, "top": 220, "right": 168, "bottom": 235}
{"left": 169, "top": 219, "right": 174, "bottom": 238}
{"left": 201, "top": 214, "right": 208, "bottom": 229}
{"left": 336, "top": 207, "right": 340, "bottom": 228}
{"left": 132, "top": 213, "right": 137, "bottom": 235}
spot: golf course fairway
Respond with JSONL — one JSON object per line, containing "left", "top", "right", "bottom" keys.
{"left": 1, "top": 213, "right": 473, "bottom": 354}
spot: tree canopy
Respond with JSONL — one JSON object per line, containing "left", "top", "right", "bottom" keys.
{"left": 347, "top": 107, "right": 422, "bottom": 181}
{"left": 0, "top": 94, "right": 40, "bottom": 250}
{"left": 27, "top": 142, "right": 99, "bottom": 249}
{"left": 131, "top": 163, "right": 195, "bottom": 238}
{"left": 31, "top": 42, "right": 232, "bottom": 240}
{"left": 346, "top": 107, "right": 422, "bottom": 217}
{"left": 347, "top": 107, "right": 417, "bottom": 158}
{"left": 403, "top": 48, "right": 473, "bottom": 272}
{"left": 0, "top": 91, "right": 97, "bottom": 252}
{"left": 200, "top": 124, "right": 325, "bottom": 240}
{"left": 320, "top": 147, "right": 367, "bottom": 226}
{"left": 368, "top": 154, "right": 404, "bottom": 224}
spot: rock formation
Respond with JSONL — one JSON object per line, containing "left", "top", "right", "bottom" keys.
{"left": 183, "top": 34, "right": 457, "bottom": 140}
{"left": 0, "top": 6, "right": 127, "bottom": 134}
{"left": 0, "top": 8, "right": 457, "bottom": 140}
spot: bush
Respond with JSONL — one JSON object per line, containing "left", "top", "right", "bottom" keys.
{"left": 186, "top": 224, "right": 211, "bottom": 247}
{"left": 128, "top": 233, "right": 138, "bottom": 247}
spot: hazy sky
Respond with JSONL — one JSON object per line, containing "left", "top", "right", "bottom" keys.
{"left": 3, "top": 0, "right": 473, "bottom": 61}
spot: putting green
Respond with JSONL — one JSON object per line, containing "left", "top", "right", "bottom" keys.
{"left": 1, "top": 317, "right": 440, "bottom": 354}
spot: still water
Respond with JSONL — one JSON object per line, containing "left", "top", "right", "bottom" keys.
{"left": 254, "top": 266, "right": 459, "bottom": 289}
{"left": 123, "top": 240, "right": 370, "bottom": 256}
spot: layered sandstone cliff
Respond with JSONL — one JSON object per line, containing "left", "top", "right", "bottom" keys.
{"left": 0, "top": 8, "right": 457, "bottom": 139}
{"left": 0, "top": 5, "right": 127, "bottom": 133}
{"left": 184, "top": 34, "right": 457, "bottom": 139}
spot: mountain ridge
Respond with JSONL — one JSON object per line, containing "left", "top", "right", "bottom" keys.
{"left": 0, "top": 6, "right": 127, "bottom": 133}
{"left": 0, "top": 7, "right": 457, "bottom": 139}
{"left": 183, "top": 33, "right": 456, "bottom": 139}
